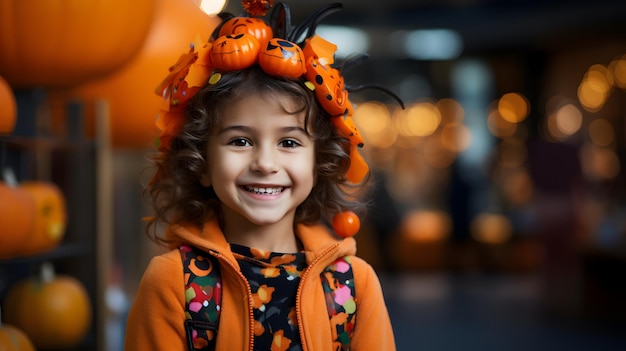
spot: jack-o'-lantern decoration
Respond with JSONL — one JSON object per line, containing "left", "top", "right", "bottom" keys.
{"left": 211, "top": 33, "right": 260, "bottom": 70}
{"left": 259, "top": 38, "right": 306, "bottom": 78}
{"left": 19, "top": 181, "right": 67, "bottom": 255}
{"left": 219, "top": 17, "right": 273, "bottom": 49}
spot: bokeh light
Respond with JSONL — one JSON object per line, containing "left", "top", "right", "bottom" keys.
{"left": 470, "top": 213, "right": 513, "bottom": 245}
{"left": 577, "top": 64, "right": 613, "bottom": 112}
{"left": 498, "top": 92, "right": 529, "bottom": 123}
{"left": 395, "top": 101, "right": 441, "bottom": 137}
{"left": 353, "top": 101, "right": 397, "bottom": 148}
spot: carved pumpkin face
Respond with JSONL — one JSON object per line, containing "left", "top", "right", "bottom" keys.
{"left": 211, "top": 33, "right": 260, "bottom": 70}
{"left": 259, "top": 38, "right": 306, "bottom": 78}
{"left": 219, "top": 17, "right": 272, "bottom": 49}
{"left": 304, "top": 57, "right": 349, "bottom": 116}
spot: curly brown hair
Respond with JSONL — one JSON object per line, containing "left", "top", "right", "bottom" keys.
{"left": 144, "top": 66, "right": 370, "bottom": 244}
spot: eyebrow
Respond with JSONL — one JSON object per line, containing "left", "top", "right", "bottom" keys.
{"left": 217, "top": 125, "right": 308, "bottom": 135}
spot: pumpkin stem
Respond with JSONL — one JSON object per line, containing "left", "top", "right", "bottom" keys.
{"left": 2, "top": 167, "right": 19, "bottom": 187}
{"left": 41, "top": 261, "right": 56, "bottom": 283}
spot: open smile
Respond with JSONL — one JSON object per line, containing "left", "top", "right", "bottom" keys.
{"left": 243, "top": 185, "right": 285, "bottom": 195}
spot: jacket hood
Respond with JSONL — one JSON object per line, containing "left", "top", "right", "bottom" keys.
{"left": 164, "top": 218, "right": 357, "bottom": 266}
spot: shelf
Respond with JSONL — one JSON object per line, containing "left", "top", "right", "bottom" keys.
{"left": 0, "top": 243, "right": 94, "bottom": 266}
{"left": 0, "top": 134, "right": 95, "bottom": 150}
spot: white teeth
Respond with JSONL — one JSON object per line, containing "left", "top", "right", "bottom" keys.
{"left": 245, "top": 186, "right": 284, "bottom": 195}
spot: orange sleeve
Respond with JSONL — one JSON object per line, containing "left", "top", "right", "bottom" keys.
{"left": 124, "top": 250, "right": 187, "bottom": 351}
{"left": 350, "top": 257, "right": 396, "bottom": 351}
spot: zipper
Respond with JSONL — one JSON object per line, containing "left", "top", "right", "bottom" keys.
{"left": 210, "top": 251, "right": 256, "bottom": 351}
{"left": 295, "top": 243, "right": 339, "bottom": 351}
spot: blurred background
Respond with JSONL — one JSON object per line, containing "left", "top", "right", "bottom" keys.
{"left": 1, "top": 0, "right": 626, "bottom": 350}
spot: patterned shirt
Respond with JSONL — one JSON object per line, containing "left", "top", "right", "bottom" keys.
{"left": 231, "top": 244, "right": 308, "bottom": 351}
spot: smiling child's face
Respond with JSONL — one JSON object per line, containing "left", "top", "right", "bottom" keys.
{"left": 201, "top": 92, "right": 316, "bottom": 233}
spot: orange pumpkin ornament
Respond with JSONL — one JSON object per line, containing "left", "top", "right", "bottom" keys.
{"left": 3, "top": 263, "right": 92, "bottom": 350}
{"left": 0, "top": 0, "right": 156, "bottom": 88}
{"left": 259, "top": 38, "right": 306, "bottom": 78}
{"left": 0, "top": 76, "right": 17, "bottom": 134}
{"left": 0, "top": 182, "right": 36, "bottom": 259}
{"left": 332, "top": 211, "right": 360, "bottom": 238}
{"left": 219, "top": 17, "right": 273, "bottom": 49}
{"left": 211, "top": 33, "right": 261, "bottom": 70}
{"left": 19, "top": 182, "right": 67, "bottom": 255}
{"left": 0, "top": 318, "right": 35, "bottom": 351}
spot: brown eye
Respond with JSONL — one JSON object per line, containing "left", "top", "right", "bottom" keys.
{"left": 229, "top": 138, "right": 251, "bottom": 147}
{"left": 279, "top": 139, "right": 300, "bottom": 148}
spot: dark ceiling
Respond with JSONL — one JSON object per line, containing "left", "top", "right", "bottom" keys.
{"left": 223, "top": 0, "right": 626, "bottom": 56}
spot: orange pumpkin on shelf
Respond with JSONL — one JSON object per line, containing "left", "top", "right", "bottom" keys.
{"left": 0, "top": 0, "right": 156, "bottom": 88}
{"left": 0, "top": 75, "right": 17, "bottom": 134}
{"left": 0, "top": 319, "right": 35, "bottom": 351}
{"left": 0, "top": 182, "right": 36, "bottom": 259}
{"left": 19, "top": 181, "right": 67, "bottom": 255}
{"left": 3, "top": 263, "right": 92, "bottom": 350}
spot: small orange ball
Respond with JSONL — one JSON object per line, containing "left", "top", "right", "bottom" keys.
{"left": 332, "top": 211, "right": 360, "bottom": 238}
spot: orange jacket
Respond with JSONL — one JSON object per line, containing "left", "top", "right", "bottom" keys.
{"left": 124, "top": 219, "right": 395, "bottom": 351}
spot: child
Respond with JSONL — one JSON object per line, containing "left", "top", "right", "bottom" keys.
{"left": 125, "top": 2, "right": 397, "bottom": 350}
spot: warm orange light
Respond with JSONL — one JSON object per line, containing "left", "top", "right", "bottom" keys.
{"left": 353, "top": 101, "right": 397, "bottom": 148}
{"left": 400, "top": 210, "right": 452, "bottom": 243}
{"left": 554, "top": 103, "right": 583, "bottom": 136}
{"left": 609, "top": 55, "right": 626, "bottom": 89}
{"left": 395, "top": 102, "right": 441, "bottom": 137}
{"left": 578, "top": 64, "right": 613, "bottom": 112}
{"left": 471, "top": 213, "right": 513, "bottom": 245}
{"left": 498, "top": 92, "right": 529, "bottom": 123}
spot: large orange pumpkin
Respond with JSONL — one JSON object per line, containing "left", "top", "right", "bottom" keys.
{"left": 3, "top": 263, "right": 92, "bottom": 349}
{"left": 0, "top": 321, "right": 35, "bottom": 351}
{"left": 19, "top": 182, "right": 67, "bottom": 255}
{"left": 0, "top": 182, "right": 35, "bottom": 259}
{"left": 0, "top": 0, "right": 156, "bottom": 88}
{"left": 0, "top": 75, "right": 17, "bottom": 134}
{"left": 48, "top": 0, "right": 221, "bottom": 149}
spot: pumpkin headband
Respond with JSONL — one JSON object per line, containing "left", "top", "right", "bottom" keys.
{"left": 154, "top": 1, "right": 403, "bottom": 237}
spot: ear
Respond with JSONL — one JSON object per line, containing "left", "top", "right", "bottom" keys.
{"left": 199, "top": 171, "right": 211, "bottom": 187}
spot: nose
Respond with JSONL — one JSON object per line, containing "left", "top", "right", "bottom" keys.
{"left": 250, "top": 144, "right": 279, "bottom": 174}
